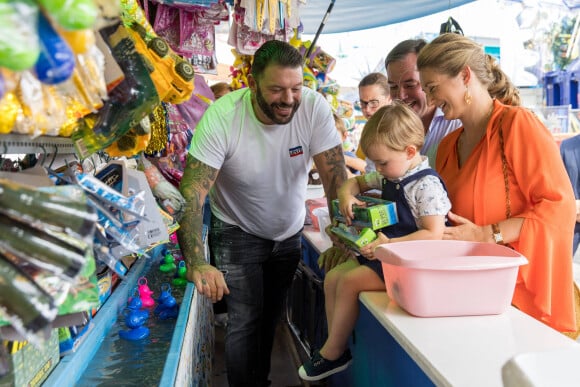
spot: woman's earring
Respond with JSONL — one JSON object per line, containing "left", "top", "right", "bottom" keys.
{"left": 464, "top": 87, "right": 472, "bottom": 105}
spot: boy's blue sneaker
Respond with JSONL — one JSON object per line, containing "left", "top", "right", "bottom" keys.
{"left": 298, "top": 349, "right": 352, "bottom": 381}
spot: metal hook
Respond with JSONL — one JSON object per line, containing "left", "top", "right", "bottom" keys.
{"left": 48, "top": 145, "right": 58, "bottom": 170}
{"left": 38, "top": 144, "right": 48, "bottom": 167}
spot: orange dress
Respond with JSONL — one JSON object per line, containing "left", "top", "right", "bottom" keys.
{"left": 436, "top": 100, "right": 577, "bottom": 332}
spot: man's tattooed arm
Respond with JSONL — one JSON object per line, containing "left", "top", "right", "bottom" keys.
{"left": 177, "top": 154, "right": 218, "bottom": 269}
{"left": 313, "top": 144, "right": 349, "bottom": 212}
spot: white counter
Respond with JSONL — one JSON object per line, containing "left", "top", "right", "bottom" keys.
{"left": 302, "top": 226, "right": 332, "bottom": 254}
{"left": 359, "top": 291, "right": 580, "bottom": 387}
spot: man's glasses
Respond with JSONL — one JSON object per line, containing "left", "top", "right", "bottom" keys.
{"left": 356, "top": 99, "right": 382, "bottom": 109}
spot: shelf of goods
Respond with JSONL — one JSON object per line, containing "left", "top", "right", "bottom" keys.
{"left": 0, "top": 137, "right": 213, "bottom": 385}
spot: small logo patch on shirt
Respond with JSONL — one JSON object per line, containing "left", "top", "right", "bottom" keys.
{"left": 289, "top": 146, "right": 303, "bottom": 157}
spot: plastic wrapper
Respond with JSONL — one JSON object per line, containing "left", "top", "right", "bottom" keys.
{"left": 8, "top": 70, "right": 69, "bottom": 136}
{"left": 0, "top": 71, "right": 4, "bottom": 100}
{"left": 228, "top": 9, "right": 293, "bottom": 56}
{"left": 0, "top": 255, "right": 57, "bottom": 346}
{"left": 0, "top": 88, "right": 18, "bottom": 135}
{"left": 75, "top": 172, "right": 147, "bottom": 221}
{"left": 0, "top": 178, "right": 97, "bottom": 241}
{"left": 30, "top": 268, "right": 72, "bottom": 307}
{"left": 53, "top": 250, "right": 100, "bottom": 316}
{"left": 89, "top": 197, "right": 134, "bottom": 229}
{"left": 152, "top": 4, "right": 181, "bottom": 51}
{"left": 50, "top": 43, "right": 107, "bottom": 137}
{"left": 93, "top": 241, "right": 128, "bottom": 278}
{"left": 73, "top": 44, "right": 108, "bottom": 107}
{"left": 0, "top": 0, "right": 40, "bottom": 72}
{"left": 54, "top": 69, "right": 103, "bottom": 137}
{"left": 166, "top": 102, "right": 192, "bottom": 167}
{"left": 179, "top": 10, "right": 219, "bottom": 74}
{"left": 0, "top": 216, "right": 87, "bottom": 282}
{"left": 11, "top": 71, "right": 44, "bottom": 136}
{"left": 94, "top": 211, "right": 143, "bottom": 255}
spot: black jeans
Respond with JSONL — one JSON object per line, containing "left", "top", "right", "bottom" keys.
{"left": 209, "top": 215, "right": 302, "bottom": 387}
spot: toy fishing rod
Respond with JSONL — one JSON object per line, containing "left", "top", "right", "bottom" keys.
{"left": 305, "top": 0, "right": 336, "bottom": 59}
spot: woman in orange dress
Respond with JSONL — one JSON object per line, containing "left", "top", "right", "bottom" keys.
{"left": 417, "top": 33, "right": 577, "bottom": 333}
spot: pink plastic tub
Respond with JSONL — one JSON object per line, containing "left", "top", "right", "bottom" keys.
{"left": 375, "top": 240, "right": 528, "bottom": 317}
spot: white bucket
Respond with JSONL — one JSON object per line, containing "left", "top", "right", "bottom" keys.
{"left": 312, "top": 207, "right": 331, "bottom": 243}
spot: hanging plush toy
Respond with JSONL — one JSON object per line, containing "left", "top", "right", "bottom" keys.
{"left": 230, "top": 49, "right": 252, "bottom": 90}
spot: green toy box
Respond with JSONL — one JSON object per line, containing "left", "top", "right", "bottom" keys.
{"left": 330, "top": 225, "right": 377, "bottom": 251}
{"left": 331, "top": 196, "right": 398, "bottom": 230}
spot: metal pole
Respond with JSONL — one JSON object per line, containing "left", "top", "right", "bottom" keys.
{"left": 305, "top": 0, "right": 336, "bottom": 60}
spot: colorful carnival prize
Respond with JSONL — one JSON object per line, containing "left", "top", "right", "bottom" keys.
{"left": 172, "top": 261, "right": 187, "bottom": 287}
{"left": 119, "top": 310, "right": 150, "bottom": 341}
{"left": 303, "top": 66, "right": 317, "bottom": 90}
{"left": 137, "top": 276, "right": 155, "bottom": 308}
{"left": 35, "top": 11, "right": 76, "bottom": 84}
{"left": 37, "top": 0, "right": 98, "bottom": 30}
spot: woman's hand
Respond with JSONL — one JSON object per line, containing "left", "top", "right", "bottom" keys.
{"left": 188, "top": 263, "right": 230, "bottom": 303}
{"left": 443, "top": 211, "right": 485, "bottom": 242}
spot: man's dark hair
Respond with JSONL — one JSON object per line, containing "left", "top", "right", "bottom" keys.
{"left": 385, "top": 39, "right": 427, "bottom": 68}
{"left": 358, "top": 72, "right": 389, "bottom": 94}
{"left": 251, "top": 40, "right": 304, "bottom": 80}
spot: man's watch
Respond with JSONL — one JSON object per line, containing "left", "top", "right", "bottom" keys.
{"left": 491, "top": 223, "right": 505, "bottom": 245}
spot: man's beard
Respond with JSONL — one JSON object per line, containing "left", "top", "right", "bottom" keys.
{"left": 255, "top": 86, "right": 300, "bottom": 125}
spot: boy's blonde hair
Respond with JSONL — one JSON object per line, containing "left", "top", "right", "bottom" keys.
{"left": 360, "top": 102, "right": 424, "bottom": 154}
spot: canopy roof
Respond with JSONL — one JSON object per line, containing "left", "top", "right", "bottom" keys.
{"left": 299, "top": 0, "right": 476, "bottom": 34}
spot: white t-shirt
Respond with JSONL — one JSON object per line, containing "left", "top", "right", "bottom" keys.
{"left": 189, "top": 87, "right": 341, "bottom": 241}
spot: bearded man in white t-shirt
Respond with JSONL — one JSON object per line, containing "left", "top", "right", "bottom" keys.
{"left": 177, "top": 40, "right": 347, "bottom": 387}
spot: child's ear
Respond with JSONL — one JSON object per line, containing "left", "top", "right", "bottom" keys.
{"left": 405, "top": 145, "right": 418, "bottom": 159}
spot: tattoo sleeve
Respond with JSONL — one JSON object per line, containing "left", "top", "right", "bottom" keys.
{"left": 313, "top": 144, "right": 349, "bottom": 213}
{"left": 176, "top": 155, "right": 218, "bottom": 269}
